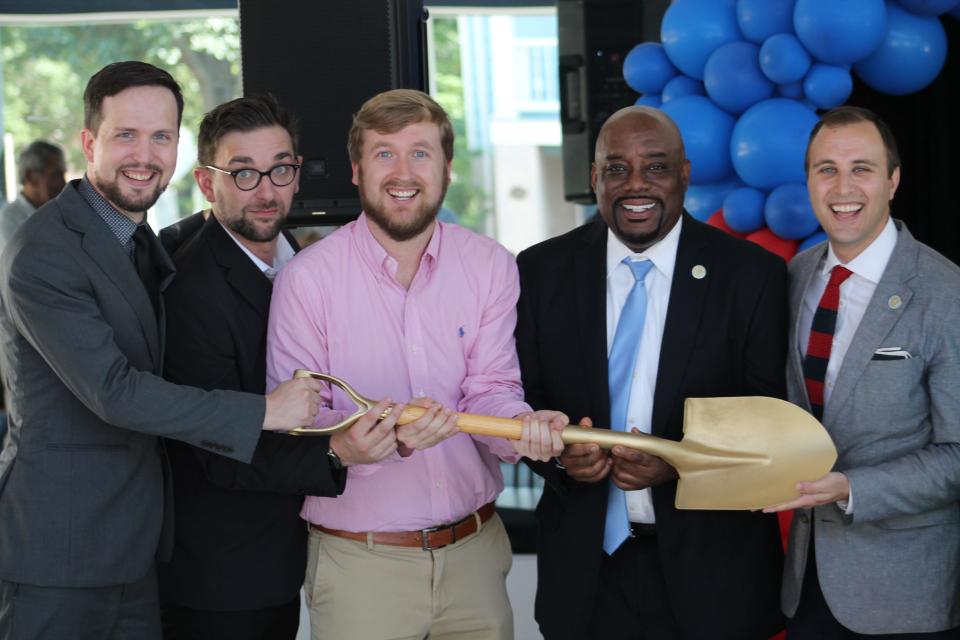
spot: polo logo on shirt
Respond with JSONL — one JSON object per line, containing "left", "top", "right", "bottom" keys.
{"left": 458, "top": 326, "right": 465, "bottom": 338}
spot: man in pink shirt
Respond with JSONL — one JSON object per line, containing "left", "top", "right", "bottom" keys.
{"left": 266, "top": 89, "right": 566, "bottom": 640}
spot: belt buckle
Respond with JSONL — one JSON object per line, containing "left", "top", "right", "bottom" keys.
{"left": 420, "top": 523, "right": 454, "bottom": 551}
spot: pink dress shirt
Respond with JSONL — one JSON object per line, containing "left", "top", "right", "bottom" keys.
{"left": 266, "top": 214, "right": 531, "bottom": 531}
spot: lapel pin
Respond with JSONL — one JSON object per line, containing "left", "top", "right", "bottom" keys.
{"left": 888, "top": 295, "right": 902, "bottom": 310}
{"left": 691, "top": 265, "right": 707, "bottom": 280}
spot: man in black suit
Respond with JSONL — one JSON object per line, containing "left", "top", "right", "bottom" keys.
{"left": 516, "top": 106, "right": 787, "bottom": 639}
{"left": 157, "top": 96, "right": 394, "bottom": 640}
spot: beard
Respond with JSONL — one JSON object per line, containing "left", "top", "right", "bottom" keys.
{"left": 226, "top": 200, "right": 287, "bottom": 243}
{"left": 359, "top": 170, "right": 449, "bottom": 243}
{"left": 93, "top": 165, "right": 167, "bottom": 214}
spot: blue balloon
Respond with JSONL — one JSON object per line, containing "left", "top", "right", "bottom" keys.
{"left": 662, "top": 0, "right": 742, "bottom": 79}
{"left": 778, "top": 80, "right": 805, "bottom": 99}
{"left": 685, "top": 178, "right": 743, "bottom": 221}
{"left": 760, "top": 33, "right": 812, "bottom": 83}
{"left": 794, "top": 0, "right": 888, "bottom": 64}
{"left": 635, "top": 94, "right": 663, "bottom": 108}
{"left": 854, "top": 2, "right": 948, "bottom": 95}
{"left": 737, "top": 0, "right": 796, "bottom": 43}
{"left": 765, "top": 183, "right": 819, "bottom": 239}
{"left": 803, "top": 64, "right": 852, "bottom": 109}
{"left": 623, "top": 42, "right": 679, "bottom": 94}
{"left": 662, "top": 96, "right": 736, "bottom": 184}
{"left": 897, "top": 0, "right": 960, "bottom": 15}
{"left": 661, "top": 75, "right": 705, "bottom": 103}
{"left": 731, "top": 98, "right": 819, "bottom": 189}
{"left": 704, "top": 41, "right": 776, "bottom": 114}
{"left": 798, "top": 229, "right": 828, "bottom": 251}
{"left": 723, "top": 187, "right": 767, "bottom": 233}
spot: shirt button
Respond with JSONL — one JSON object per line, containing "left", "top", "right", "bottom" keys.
{"left": 410, "top": 345, "right": 417, "bottom": 353}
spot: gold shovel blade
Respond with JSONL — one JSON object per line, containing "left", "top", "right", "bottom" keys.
{"left": 674, "top": 396, "right": 837, "bottom": 510}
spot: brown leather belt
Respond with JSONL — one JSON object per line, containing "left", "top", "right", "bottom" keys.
{"left": 311, "top": 502, "right": 496, "bottom": 550}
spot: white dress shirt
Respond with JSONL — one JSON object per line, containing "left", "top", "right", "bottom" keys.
{"left": 605, "top": 217, "right": 682, "bottom": 524}
{"left": 219, "top": 219, "right": 295, "bottom": 277}
{"left": 797, "top": 216, "right": 897, "bottom": 513}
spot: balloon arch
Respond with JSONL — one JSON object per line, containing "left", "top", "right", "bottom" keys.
{"left": 621, "top": 0, "right": 955, "bottom": 260}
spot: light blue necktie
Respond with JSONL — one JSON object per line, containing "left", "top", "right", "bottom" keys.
{"left": 603, "top": 258, "right": 653, "bottom": 555}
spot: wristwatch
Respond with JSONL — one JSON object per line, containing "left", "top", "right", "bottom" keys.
{"left": 326, "top": 446, "right": 344, "bottom": 470}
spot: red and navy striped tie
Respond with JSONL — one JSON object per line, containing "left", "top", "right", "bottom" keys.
{"left": 803, "top": 265, "right": 853, "bottom": 420}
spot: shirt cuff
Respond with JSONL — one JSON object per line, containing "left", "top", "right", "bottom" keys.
{"left": 838, "top": 487, "right": 854, "bottom": 514}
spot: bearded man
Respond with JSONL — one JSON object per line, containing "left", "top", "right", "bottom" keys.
{"left": 0, "top": 63, "right": 319, "bottom": 640}
{"left": 265, "top": 88, "right": 568, "bottom": 640}
{"left": 157, "top": 95, "right": 361, "bottom": 640}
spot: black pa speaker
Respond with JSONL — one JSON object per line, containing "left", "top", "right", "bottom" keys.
{"left": 240, "top": 0, "right": 428, "bottom": 226}
{"left": 558, "top": 0, "right": 669, "bottom": 204}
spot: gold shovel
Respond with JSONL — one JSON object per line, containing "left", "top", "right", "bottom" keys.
{"left": 288, "top": 369, "right": 837, "bottom": 510}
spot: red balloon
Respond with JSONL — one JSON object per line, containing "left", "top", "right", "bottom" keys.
{"left": 705, "top": 208, "right": 747, "bottom": 238}
{"left": 746, "top": 227, "right": 798, "bottom": 262}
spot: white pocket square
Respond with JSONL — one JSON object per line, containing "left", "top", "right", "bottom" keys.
{"left": 873, "top": 347, "right": 912, "bottom": 360}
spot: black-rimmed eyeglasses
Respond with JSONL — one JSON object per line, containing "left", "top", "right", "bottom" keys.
{"left": 205, "top": 163, "right": 300, "bottom": 191}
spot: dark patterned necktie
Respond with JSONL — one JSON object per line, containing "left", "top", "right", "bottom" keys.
{"left": 802, "top": 265, "right": 853, "bottom": 420}
{"left": 133, "top": 225, "right": 160, "bottom": 317}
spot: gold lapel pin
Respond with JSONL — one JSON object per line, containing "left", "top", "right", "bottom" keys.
{"left": 888, "top": 295, "right": 902, "bottom": 310}
{"left": 691, "top": 265, "right": 707, "bottom": 280}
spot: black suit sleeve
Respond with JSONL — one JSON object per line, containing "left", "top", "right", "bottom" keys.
{"left": 741, "top": 253, "right": 789, "bottom": 400}
{"left": 163, "top": 262, "right": 345, "bottom": 498}
{"left": 515, "top": 247, "right": 569, "bottom": 493}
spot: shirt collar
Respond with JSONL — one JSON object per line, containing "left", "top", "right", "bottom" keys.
{"left": 15, "top": 193, "right": 37, "bottom": 212}
{"left": 606, "top": 216, "right": 683, "bottom": 281}
{"left": 822, "top": 217, "right": 897, "bottom": 284}
{"left": 218, "top": 217, "right": 295, "bottom": 273}
{"left": 78, "top": 174, "right": 140, "bottom": 249}
{"left": 353, "top": 211, "right": 441, "bottom": 279}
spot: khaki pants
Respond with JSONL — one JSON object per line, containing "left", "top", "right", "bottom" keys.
{"left": 304, "top": 513, "right": 514, "bottom": 640}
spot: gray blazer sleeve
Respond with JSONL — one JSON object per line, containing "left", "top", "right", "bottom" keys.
{"left": 5, "top": 240, "right": 264, "bottom": 463}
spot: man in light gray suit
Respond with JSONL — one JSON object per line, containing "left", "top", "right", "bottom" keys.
{"left": 0, "top": 61, "right": 322, "bottom": 639}
{"left": 766, "top": 106, "right": 960, "bottom": 638}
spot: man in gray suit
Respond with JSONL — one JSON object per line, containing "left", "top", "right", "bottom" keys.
{"left": 766, "top": 106, "right": 960, "bottom": 638}
{"left": 0, "top": 61, "right": 322, "bottom": 639}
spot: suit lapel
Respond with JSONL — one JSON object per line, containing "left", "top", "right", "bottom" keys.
{"left": 652, "top": 216, "right": 710, "bottom": 438}
{"left": 575, "top": 219, "right": 612, "bottom": 429}
{"left": 789, "top": 246, "right": 828, "bottom": 412}
{"left": 205, "top": 218, "right": 273, "bottom": 321}
{"left": 824, "top": 226, "right": 917, "bottom": 425}
{"left": 60, "top": 186, "right": 164, "bottom": 369}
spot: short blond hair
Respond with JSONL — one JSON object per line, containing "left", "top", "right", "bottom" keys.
{"left": 347, "top": 89, "right": 454, "bottom": 164}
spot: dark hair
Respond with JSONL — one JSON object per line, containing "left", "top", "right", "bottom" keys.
{"left": 83, "top": 61, "right": 184, "bottom": 134}
{"left": 197, "top": 94, "right": 298, "bottom": 165}
{"left": 347, "top": 89, "right": 454, "bottom": 164}
{"left": 805, "top": 106, "right": 901, "bottom": 178}
{"left": 17, "top": 140, "right": 64, "bottom": 185}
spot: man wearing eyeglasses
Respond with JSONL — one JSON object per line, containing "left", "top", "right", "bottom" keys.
{"left": 156, "top": 95, "right": 384, "bottom": 640}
